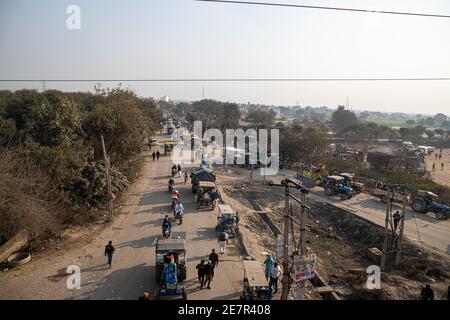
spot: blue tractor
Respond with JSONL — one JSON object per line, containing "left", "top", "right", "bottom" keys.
{"left": 322, "top": 175, "right": 355, "bottom": 200}
{"left": 411, "top": 190, "right": 450, "bottom": 220}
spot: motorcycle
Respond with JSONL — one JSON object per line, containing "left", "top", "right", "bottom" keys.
{"left": 174, "top": 208, "right": 184, "bottom": 224}
{"left": 162, "top": 227, "right": 171, "bottom": 239}
{"left": 171, "top": 193, "right": 179, "bottom": 209}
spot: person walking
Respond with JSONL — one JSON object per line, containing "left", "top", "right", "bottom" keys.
{"left": 209, "top": 249, "right": 219, "bottom": 280}
{"left": 264, "top": 254, "right": 274, "bottom": 281}
{"left": 196, "top": 259, "right": 206, "bottom": 288}
{"left": 218, "top": 231, "right": 229, "bottom": 255}
{"left": 204, "top": 260, "right": 213, "bottom": 289}
{"left": 235, "top": 212, "right": 240, "bottom": 229}
{"left": 152, "top": 151, "right": 156, "bottom": 162}
{"left": 393, "top": 211, "right": 401, "bottom": 231}
{"left": 156, "top": 150, "right": 160, "bottom": 161}
{"left": 420, "top": 284, "right": 434, "bottom": 300}
{"left": 184, "top": 170, "right": 189, "bottom": 184}
{"left": 441, "top": 162, "right": 444, "bottom": 170}
{"left": 177, "top": 164, "right": 182, "bottom": 177}
{"left": 432, "top": 163, "right": 436, "bottom": 171}
{"left": 104, "top": 240, "right": 115, "bottom": 268}
{"left": 269, "top": 262, "right": 282, "bottom": 293}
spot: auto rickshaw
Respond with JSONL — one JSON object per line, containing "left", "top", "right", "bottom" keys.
{"left": 240, "top": 260, "right": 273, "bottom": 300}
{"left": 196, "top": 181, "right": 218, "bottom": 210}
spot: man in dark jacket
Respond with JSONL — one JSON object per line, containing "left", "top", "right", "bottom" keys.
{"left": 204, "top": 260, "right": 213, "bottom": 289}
{"left": 209, "top": 249, "right": 219, "bottom": 279}
{"left": 105, "top": 241, "right": 115, "bottom": 268}
{"left": 196, "top": 260, "right": 206, "bottom": 288}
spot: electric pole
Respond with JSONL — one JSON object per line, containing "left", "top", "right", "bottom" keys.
{"left": 101, "top": 135, "right": 114, "bottom": 222}
{"left": 269, "top": 178, "right": 310, "bottom": 300}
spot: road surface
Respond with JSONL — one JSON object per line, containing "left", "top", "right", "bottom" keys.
{"left": 0, "top": 143, "right": 243, "bottom": 300}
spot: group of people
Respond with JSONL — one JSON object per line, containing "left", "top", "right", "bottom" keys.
{"left": 195, "top": 249, "right": 220, "bottom": 289}
{"left": 151, "top": 150, "right": 161, "bottom": 161}
{"left": 264, "top": 254, "right": 283, "bottom": 294}
{"left": 431, "top": 149, "right": 445, "bottom": 171}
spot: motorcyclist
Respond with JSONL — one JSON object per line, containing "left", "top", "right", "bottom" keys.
{"left": 168, "top": 177, "right": 175, "bottom": 192}
{"left": 171, "top": 164, "right": 177, "bottom": 177}
{"left": 174, "top": 201, "right": 184, "bottom": 219}
{"left": 162, "top": 215, "right": 172, "bottom": 237}
{"left": 171, "top": 190, "right": 180, "bottom": 208}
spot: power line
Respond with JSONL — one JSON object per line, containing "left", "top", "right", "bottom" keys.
{"left": 1, "top": 77, "right": 450, "bottom": 82}
{"left": 194, "top": 0, "right": 450, "bottom": 19}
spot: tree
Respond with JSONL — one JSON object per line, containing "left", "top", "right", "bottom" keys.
{"left": 405, "top": 119, "right": 416, "bottom": 126}
{"left": 246, "top": 109, "right": 275, "bottom": 128}
{"left": 331, "top": 106, "right": 359, "bottom": 131}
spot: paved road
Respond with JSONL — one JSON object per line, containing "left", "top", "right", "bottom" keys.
{"left": 0, "top": 145, "right": 243, "bottom": 300}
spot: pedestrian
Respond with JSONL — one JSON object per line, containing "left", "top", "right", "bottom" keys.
{"left": 204, "top": 260, "right": 213, "bottom": 289}
{"left": 156, "top": 150, "right": 160, "bottom": 161}
{"left": 264, "top": 254, "right": 274, "bottom": 281}
{"left": 441, "top": 162, "right": 444, "bottom": 170}
{"left": 439, "top": 153, "right": 442, "bottom": 160}
{"left": 235, "top": 212, "right": 240, "bottom": 229}
{"left": 104, "top": 240, "right": 115, "bottom": 268}
{"left": 420, "top": 284, "right": 434, "bottom": 300}
{"left": 269, "top": 262, "right": 282, "bottom": 293}
{"left": 218, "top": 231, "right": 229, "bottom": 255}
{"left": 152, "top": 151, "right": 156, "bottom": 162}
{"left": 435, "top": 153, "right": 438, "bottom": 160}
{"left": 393, "top": 211, "right": 401, "bottom": 231}
{"left": 196, "top": 259, "right": 206, "bottom": 288}
{"left": 432, "top": 163, "right": 436, "bottom": 171}
{"left": 177, "top": 164, "right": 182, "bottom": 177}
{"left": 209, "top": 249, "right": 219, "bottom": 279}
{"left": 184, "top": 170, "right": 189, "bottom": 184}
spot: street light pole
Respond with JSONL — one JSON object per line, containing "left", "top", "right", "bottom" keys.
{"left": 101, "top": 135, "right": 114, "bottom": 223}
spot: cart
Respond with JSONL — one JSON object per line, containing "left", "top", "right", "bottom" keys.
{"left": 240, "top": 260, "right": 273, "bottom": 300}
{"left": 215, "top": 204, "right": 237, "bottom": 238}
{"left": 196, "top": 181, "right": 218, "bottom": 210}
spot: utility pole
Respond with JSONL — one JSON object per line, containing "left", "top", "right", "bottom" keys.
{"left": 297, "top": 189, "right": 308, "bottom": 300}
{"left": 269, "top": 178, "right": 309, "bottom": 300}
{"left": 380, "top": 190, "right": 391, "bottom": 271}
{"left": 101, "top": 135, "right": 114, "bottom": 222}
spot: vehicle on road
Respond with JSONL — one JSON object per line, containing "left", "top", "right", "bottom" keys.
{"left": 321, "top": 175, "right": 355, "bottom": 200}
{"left": 338, "top": 173, "right": 365, "bottom": 193}
{"left": 240, "top": 260, "right": 273, "bottom": 300}
{"left": 191, "top": 166, "right": 216, "bottom": 193}
{"left": 411, "top": 190, "right": 449, "bottom": 220}
{"left": 196, "top": 181, "right": 218, "bottom": 210}
{"left": 215, "top": 204, "right": 237, "bottom": 238}
{"left": 149, "top": 137, "right": 158, "bottom": 146}
{"left": 155, "top": 238, "right": 187, "bottom": 283}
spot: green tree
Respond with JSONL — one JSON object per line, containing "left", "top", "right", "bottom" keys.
{"left": 331, "top": 106, "right": 359, "bottom": 131}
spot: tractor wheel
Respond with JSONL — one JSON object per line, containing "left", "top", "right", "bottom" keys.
{"left": 435, "top": 212, "right": 449, "bottom": 220}
{"left": 412, "top": 198, "right": 427, "bottom": 213}
{"left": 325, "top": 188, "right": 333, "bottom": 196}
{"left": 178, "top": 264, "right": 187, "bottom": 282}
{"left": 340, "top": 193, "right": 348, "bottom": 201}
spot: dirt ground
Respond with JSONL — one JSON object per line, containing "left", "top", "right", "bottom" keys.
{"left": 425, "top": 148, "right": 450, "bottom": 188}
{"left": 215, "top": 165, "right": 450, "bottom": 300}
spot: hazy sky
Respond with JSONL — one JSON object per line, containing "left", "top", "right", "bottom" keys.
{"left": 1, "top": 0, "right": 450, "bottom": 114}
